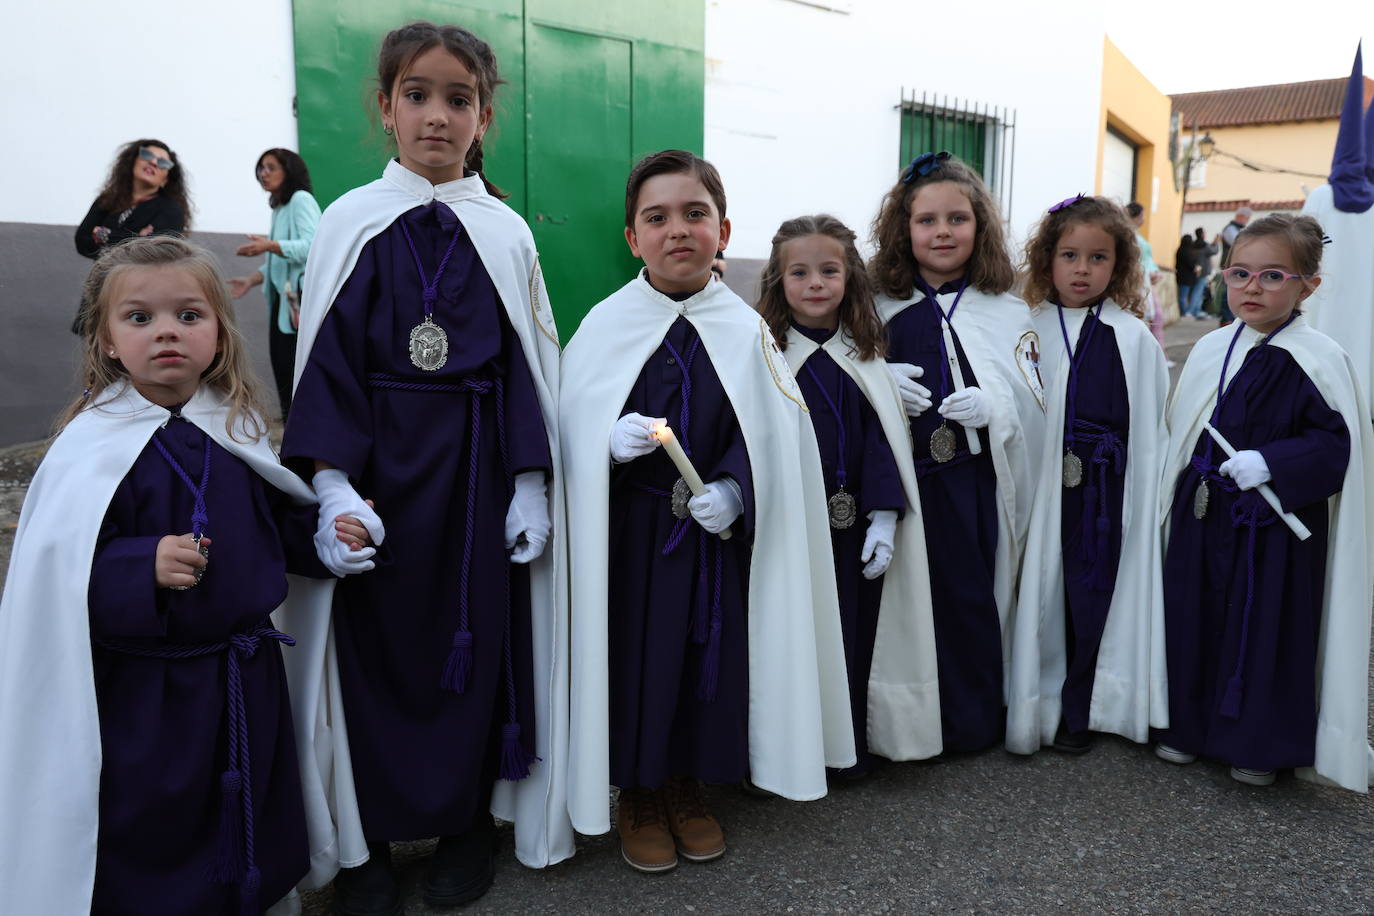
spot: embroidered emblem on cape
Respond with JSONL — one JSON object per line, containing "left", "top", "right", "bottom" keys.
{"left": 529, "top": 258, "right": 559, "bottom": 345}
{"left": 760, "top": 319, "right": 809, "bottom": 410}
{"left": 1016, "top": 330, "right": 1046, "bottom": 411}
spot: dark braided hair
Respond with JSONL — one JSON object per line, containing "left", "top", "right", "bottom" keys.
{"left": 376, "top": 20, "right": 508, "bottom": 199}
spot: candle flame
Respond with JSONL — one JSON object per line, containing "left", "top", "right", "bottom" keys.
{"left": 652, "top": 422, "right": 670, "bottom": 441}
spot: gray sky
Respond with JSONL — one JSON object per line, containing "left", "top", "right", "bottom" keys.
{"left": 1106, "top": 1, "right": 1373, "bottom": 95}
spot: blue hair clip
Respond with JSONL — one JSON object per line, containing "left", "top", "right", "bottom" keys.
{"left": 1048, "top": 194, "right": 1086, "bottom": 213}
{"left": 901, "top": 151, "right": 951, "bottom": 184}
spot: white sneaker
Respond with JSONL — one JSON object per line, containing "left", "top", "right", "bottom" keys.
{"left": 1155, "top": 743, "right": 1196, "bottom": 765}
{"left": 1230, "top": 767, "right": 1276, "bottom": 786}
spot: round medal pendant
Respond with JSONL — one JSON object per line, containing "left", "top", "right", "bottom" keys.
{"left": 409, "top": 315, "right": 449, "bottom": 372}
{"left": 169, "top": 539, "right": 210, "bottom": 591}
{"left": 671, "top": 477, "right": 693, "bottom": 519}
{"left": 930, "top": 422, "right": 957, "bottom": 464}
{"left": 827, "top": 489, "right": 858, "bottom": 530}
{"left": 1193, "top": 479, "right": 1210, "bottom": 520}
{"left": 1062, "top": 450, "right": 1084, "bottom": 488}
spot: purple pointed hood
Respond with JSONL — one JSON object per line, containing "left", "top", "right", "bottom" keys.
{"left": 1365, "top": 71, "right": 1374, "bottom": 185}
{"left": 1331, "top": 42, "right": 1373, "bottom": 213}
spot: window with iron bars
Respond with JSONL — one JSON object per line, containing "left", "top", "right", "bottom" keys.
{"left": 898, "top": 90, "right": 1017, "bottom": 220}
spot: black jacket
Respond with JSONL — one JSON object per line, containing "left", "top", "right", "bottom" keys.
{"left": 74, "top": 195, "right": 185, "bottom": 259}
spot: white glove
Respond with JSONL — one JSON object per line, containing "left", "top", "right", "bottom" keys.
{"left": 888, "top": 363, "right": 933, "bottom": 418}
{"left": 1218, "top": 450, "right": 1272, "bottom": 491}
{"left": 505, "top": 471, "right": 551, "bottom": 564}
{"left": 937, "top": 386, "right": 991, "bottom": 429}
{"left": 688, "top": 477, "right": 744, "bottom": 534}
{"left": 311, "top": 468, "right": 383, "bottom": 577}
{"left": 861, "top": 509, "right": 898, "bottom": 580}
{"left": 610, "top": 412, "right": 665, "bottom": 464}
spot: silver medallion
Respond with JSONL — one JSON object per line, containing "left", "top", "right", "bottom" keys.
{"left": 828, "top": 489, "right": 858, "bottom": 530}
{"left": 671, "top": 477, "right": 692, "bottom": 520}
{"left": 930, "top": 422, "right": 957, "bottom": 464}
{"left": 169, "top": 538, "right": 210, "bottom": 591}
{"left": 1193, "top": 479, "right": 1210, "bottom": 520}
{"left": 408, "top": 315, "right": 449, "bottom": 371}
{"left": 1062, "top": 450, "right": 1084, "bottom": 488}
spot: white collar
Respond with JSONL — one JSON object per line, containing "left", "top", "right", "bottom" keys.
{"left": 382, "top": 159, "right": 487, "bottom": 206}
{"left": 632, "top": 269, "right": 721, "bottom": 316}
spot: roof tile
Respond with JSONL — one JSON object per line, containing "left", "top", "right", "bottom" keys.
{"left": 1171, "top": 77, "right": 1374, "bottom": 128}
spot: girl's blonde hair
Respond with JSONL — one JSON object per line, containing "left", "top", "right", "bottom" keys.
{"left": 58, "top": 236, "right": 268, "bottom": 441}
{"left": 757, "top": 215, "right": 886, "bottom": 360}
{"left": 868, "top": 154, "right": 1015, "bottom": 299}
{"left": 1021, "top": 195, "right": 1146, "bottom": 317}
{"left": 1229, "top": 212, "right": 1325, "bottom": 276}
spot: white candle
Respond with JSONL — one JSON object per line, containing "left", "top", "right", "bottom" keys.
{"left": 653, "top": 422, "right": 731, "bottom": 540}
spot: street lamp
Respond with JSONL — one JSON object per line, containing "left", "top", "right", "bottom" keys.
{"left": 1180, "top": 130, "right": 1216, "bottom": 231}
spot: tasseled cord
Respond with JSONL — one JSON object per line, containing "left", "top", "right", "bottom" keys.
{"left": 208, "top": 770, "right": 244, "bottom": 883}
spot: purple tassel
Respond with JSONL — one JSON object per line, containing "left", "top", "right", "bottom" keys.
{"left": 691, "top": 551, "right": 709, "bottom": 644}
{"left": 238, "top": 865, "right": 261, "bottom": 916}
{"left": 441, "top": 630, "right": 473, "bottom": 693}
{"left": 1219, "top": 676, "right": 1244, "bottom": 719}
{"left": 1089, "top": 516, "right": 1113, "bottom": 591}
{"left": 208, "top": 769, "right": 244, "bottom": 883}
{"left": 697, "top": 617, "right": 722, "bottom": 702}
{"left": 499, "top": 722, "right": 535, "bottom": 781}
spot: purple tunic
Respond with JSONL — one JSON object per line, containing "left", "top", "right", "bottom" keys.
{"left": 1056, "top": 310, "right": 1130, "bottom": 735}
{"left": 89, "top": 415, "right": 318, "bottom": 915}
{"left": 608, "top": 316, "right": 755, "bottom": 789}
{"left": 885, "top": 284, "right": 1002, "bottom": 752}
{"left": 793, "top": 324, "right": 904, "bottom": 774}
{"left": 281, "top": 202, "right": 549, "bottom": 840}
{"left": 1157, "top": 345, "right": 1349, "bottom": 770}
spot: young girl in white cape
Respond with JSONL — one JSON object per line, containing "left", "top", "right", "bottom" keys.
{"left": 1154, "top": 213, "right": 1374, "bottom": 791}
{"left": 0, "top": 236, "right": 351, "bottom": 915}
{"left": 870, "top": 151, "right": 1045, "bottom": 753}
{"left": 1005, "top": 195, "right": 1169, "bottom": 756}
{"left": 757, "top": 214, "right": 941, "bottom": 774}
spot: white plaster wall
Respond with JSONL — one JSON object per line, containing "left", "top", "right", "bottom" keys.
{"left": 0, "top": 0, "right": 297, "bottom": 235}
{"left": 705, "top": 0, "right": 1105, "bottom": 260}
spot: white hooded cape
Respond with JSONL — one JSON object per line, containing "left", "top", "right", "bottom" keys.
{"left": 0, "top": 383, "right": 335, "bottom": 914}
{"left": 782, "top": 325, "right": 942, "bottom": 760}
{"left": 1162, "top": 316, "right": 1374, "bottom": 792}
{"left": 1005, "top": 301, "right": 1169, "bottom": 754}
{"left": 560, "top": 274, "right": 855, "bottom": 835}
{"left": 286, "top": 160, "right": 572, "bottom": 872}
{"left": 875, "top": 288, "right": 1046, "bottom": 663}
{"left": 1302, "top": 186, "right": 1374, "bottom": 419}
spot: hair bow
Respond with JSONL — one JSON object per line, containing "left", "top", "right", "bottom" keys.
{"left": 901, "top": 151, "right": 951, "bottom": 183}
{"left": 1048, "top": 194, "right": 1086, "bottom": 213}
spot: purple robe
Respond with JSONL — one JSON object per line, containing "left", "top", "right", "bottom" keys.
{"left": 1157, "top": 345, "right": 1349, "bottom": 770}
{"left": 281, "top": 202, "right": 549, "bottom": 840}
{"left": 1057, "top": 312, "right": 1130, "bottom": 735}
{"left": 89, "top": 415, "right": 318, "bottom": 915}
{"left": 886, "top": 285, "right": 1002, "bottom": 752}
{"left": 793, "top": 324, "right": 904, "bottom": 774}
{"left": 608, "top": 316, "right": 755, "bottom": 789}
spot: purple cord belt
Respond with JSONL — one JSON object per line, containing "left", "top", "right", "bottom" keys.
{"left": 1071, "top": 420, "right": 1126, "bottom": 590}
{"left": 365, "top": 371, "right": 535, "bottom": 781}
{"left": 1187, "top": 456, "right": 1278, "bottom": 720}
{"left": 631, "top": 481, "right": 726, "bottom": 702}
{"left": 95, "top": 621, "right": 294, "bottom": 916}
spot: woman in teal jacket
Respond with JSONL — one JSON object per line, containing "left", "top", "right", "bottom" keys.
{"left": 229, "top": 148, "right": 321, "bottom": 418}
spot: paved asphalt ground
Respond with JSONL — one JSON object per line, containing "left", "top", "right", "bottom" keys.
{"left": 3, "top": 317, "right": 1372, "bottom": 913}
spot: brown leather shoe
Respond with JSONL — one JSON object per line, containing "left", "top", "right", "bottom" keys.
{"left": 616, "top": 787, "right": 678, "bottom": 873}
{"left": 663, "top": 777, "right": 726, "bottom": 862}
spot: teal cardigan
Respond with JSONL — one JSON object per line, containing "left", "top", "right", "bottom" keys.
{"left": 258, "top": 190, "right": 321, "bottom": 334}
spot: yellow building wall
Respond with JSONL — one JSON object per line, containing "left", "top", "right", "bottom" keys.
{"left": 1097, "top": 38, "right": 1184, "bottom": 269}
{"left": 1186, "top": 120, "right": 1337, "bottom": 204}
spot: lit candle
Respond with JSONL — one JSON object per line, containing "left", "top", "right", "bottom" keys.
{"left": 653, "top": 422, "right": 732, "bottom": 540}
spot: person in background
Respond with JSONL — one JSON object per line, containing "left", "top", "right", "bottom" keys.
{"left": 1175, "top": 234, "right": 1203, "bottom": 318}
{"left": 73, "top": 139, "right": 192, "bottom": 333}
{"left": 1213, "top": 207, "right": 1253, "bottom": 326}
{"left": 1194, "top": 227, "right": 1219, "bottom": 319}
{"left": 1125, "top": 202, "right": 1170, "bottom": 364}
{"left": 228, "top": 149, "right": 321, "bottom": 420}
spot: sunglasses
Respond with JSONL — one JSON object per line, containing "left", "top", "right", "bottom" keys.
{"left": 138, "top": 147, "right": 175, "bottom": 171}
{"left": 1220, "top": 266, "right": 1312, "bottom": 291}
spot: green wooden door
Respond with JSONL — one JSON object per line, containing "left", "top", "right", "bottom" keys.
{"left": 525, "top": 24, "right": 636, "bottom": 330}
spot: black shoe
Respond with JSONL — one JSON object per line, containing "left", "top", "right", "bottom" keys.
{"left": 423, "top": 817, "right": 497, "bottom": 908}
{"left": 1051, "top": 724, "right": 1093, "bottom": 755}
{"left": 334, "top": 842, "right": 403, "bottom": 916}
